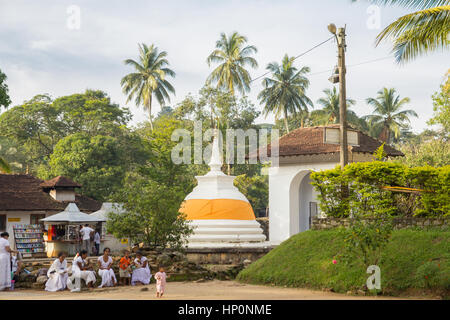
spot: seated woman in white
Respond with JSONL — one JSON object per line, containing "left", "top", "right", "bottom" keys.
{"left": 70, "top": 250, "right": 96, "bottom": 290}
{"left": 45, "top": 252, "right": 69, "bottom": 292}
{"left": 131, "top": 251, "right": 151, "bottom": 286}
{"left": 97, "top": 247, "right": 117, "bottom": 288}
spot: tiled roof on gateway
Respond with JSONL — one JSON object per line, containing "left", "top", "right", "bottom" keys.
{"left": 40, "top": 175, "right": 82, "bottom": 188}
{"left": 252, "top": 125, "right": 403, "bottom": 158}
{"left": 0, "top": 174, "right": 101, "bottom": 212}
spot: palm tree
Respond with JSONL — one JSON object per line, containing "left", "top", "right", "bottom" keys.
{"left": 364, "top": 88, "right": 418, "bottom": 143}
{"left": 0, "top": 156, "right": 10, "bottom": 173}
{"left": 121, "top": 43, "right": 176, "bottom": 130}
{"left": 311, "top": 87, "right": 361, "bottom": 128}
{"left": 361, "top": 0, "right": 450, "bottom": 63}
{"left": 258, "top": 55, "right": 312, "bottom": 133}
{"left": 206, "top": 32, "right": 258, "bottom": 96}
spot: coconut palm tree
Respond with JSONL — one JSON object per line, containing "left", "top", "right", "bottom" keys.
{"left": 364, "top": 87, "right": 417, "bottom": 143}
{"left": 258, "top": 55, "right": 312, "bottom": 133}
{"left": 0, "top": 156, "right": 10, "bottom": 173}
{"left": 121, "top": 43, "right": 175, "bottom": 130}
{"left": 206, "top": 32, "right": 258, "bottom": 96}
{"left": 360, "top": 0, "right": 450, "bottom": 63}
{"left": 310, "top": 87, "right": 362, "bottom": 128}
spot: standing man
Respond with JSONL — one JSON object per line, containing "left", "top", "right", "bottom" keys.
{"left": 79, "top": 224, "right": 94, "bottom": 256}
{"left": 0, "top": 232, "right": 18, "bottom": 291}
{"left": 93, "top": 229, "right": 101, "bottom": 256}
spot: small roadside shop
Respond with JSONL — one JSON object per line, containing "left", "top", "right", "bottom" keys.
{"left": 41, "top": 203, "right": 103, "bottom": 257}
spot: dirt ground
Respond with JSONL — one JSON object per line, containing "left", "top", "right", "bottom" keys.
{"left": 0, "top": 280, "right": 426, "bottom": 300}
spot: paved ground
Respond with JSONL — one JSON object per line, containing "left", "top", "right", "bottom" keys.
{"left": 0, "top": 280, "right": 422, "bottom": 300}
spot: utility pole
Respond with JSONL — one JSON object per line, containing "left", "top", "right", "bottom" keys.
{"left": 328, "top": 24, "right": 348, "bottom": 169}
{"left": 337, "top": 27, "right": 348, "bottom": 169}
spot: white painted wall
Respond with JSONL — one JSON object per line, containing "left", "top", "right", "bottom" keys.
{"left": 268, "top": 162, "right": 336, "bottom": 244}
{"left": 49, "top": 189, "right": 75, "bottom": 201}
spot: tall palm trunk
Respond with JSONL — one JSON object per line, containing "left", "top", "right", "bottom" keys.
{"left": 148, "top": 90, "right": 153, "bottom": 131}
{"left": 284, "top": 108, "right": 290, "bottom": 133}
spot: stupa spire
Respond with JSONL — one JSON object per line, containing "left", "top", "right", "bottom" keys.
{"left": 208, "top": 129, "right": 224, "bottom": 174}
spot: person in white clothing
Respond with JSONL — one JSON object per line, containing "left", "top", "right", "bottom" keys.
{"left": 97, "top": 247, "right": 117, "bottom": 288}
{"left": 79, "top": 225, "right": 94, "bottom": 255}
{"left": 131, "top": 251, "right": 151, "bottom": 286}
{"left": 94, "top": 230, "right": 101, "bottom": 256}
{"left": 0, "top": 232, "right": 18, "bottom": 291}
{"left": 45, "top": 252, "right": 69, "bottom": 292}
{"left": 69, "top": 250, "right": 96, "bottom": 290}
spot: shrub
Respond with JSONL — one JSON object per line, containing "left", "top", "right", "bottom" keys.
{"left": 311, "top": 162, "right": 449, "bottom": 218}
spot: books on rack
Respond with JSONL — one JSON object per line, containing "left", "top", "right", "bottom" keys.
{"left": 13, "top": 224, "right": 45, "bottom": 254}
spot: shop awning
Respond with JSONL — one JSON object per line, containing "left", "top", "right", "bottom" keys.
{"left": 40, "top": 203, "right": 103, "bottom": 224}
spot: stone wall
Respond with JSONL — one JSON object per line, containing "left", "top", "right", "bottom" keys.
{"left": 256, "top": 217, "right": 269, "bottom": 240}
{"left": 185, "top": 247, "right": 273, "bottom": 265}
{"left": 311, "top": 217, "right": 449, "bottom": 230}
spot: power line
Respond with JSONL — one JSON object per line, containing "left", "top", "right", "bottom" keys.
{"left": 309, "top": 56, "right": 394, "bottom": 77}
{"left": 249, "top": 36, "right": 335, "bottom": 85}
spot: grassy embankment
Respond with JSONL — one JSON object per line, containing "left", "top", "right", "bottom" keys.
{"left": 237, "top": 228, "right": 449, "bottom": 298}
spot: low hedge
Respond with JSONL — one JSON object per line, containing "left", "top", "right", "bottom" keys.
{"left": 310, "top": 162, "right": 449, "bottom": 218}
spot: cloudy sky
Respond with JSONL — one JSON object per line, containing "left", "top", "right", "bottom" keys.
{"left": 0, "top": 0, "right": 448, "bottom": 132}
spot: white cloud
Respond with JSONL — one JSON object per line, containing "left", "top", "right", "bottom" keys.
{"left": 0, "top": 0, "right": 447, "bottom": 133}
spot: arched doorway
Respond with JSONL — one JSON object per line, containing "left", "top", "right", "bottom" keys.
{"left": 289, "top": 170, "right": 318, "bottom": 235}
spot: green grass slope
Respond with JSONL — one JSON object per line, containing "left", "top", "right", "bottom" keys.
{"left": 237, "top": 229, "right": 449, "bottom": 297}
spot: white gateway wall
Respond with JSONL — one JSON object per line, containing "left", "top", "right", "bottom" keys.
{"left": 268, "top": 161, "right": 336, "bottom": 244}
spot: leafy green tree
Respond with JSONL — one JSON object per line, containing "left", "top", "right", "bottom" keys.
{"left": 357, "top": 0, "right": 450, "bottom": 63}
{"left": 41, "top": 131, "right": 147, "bottom": 201}
{"left": 108, "top": 117, "right": 195, "bottom": 249}
{"left": 121, "top": 43, "right": 176, "bottom": 130}
{"left": 428, "top": 70, "right": 450, "bottom": 137}
{"left": 0, "top": 157, "right": 10, "bottom": 173}
{"left": 0, "top": 136, "right": 28, "bottom": 173}
{"left": 0, "top": 90, "right": 131, "bottom": 174}
{"left": 234, "top": 174, "right": 268, "bottom": 214}
{"left": 0, "top": 68, "right": 11, "bottom": 109}
{"left": 364, "top": 87, "right": 417, "bottom": 143}
{"left": 206, "top": 32, "right": 258, "bottom": 96}
{"left": 258, "top": 55, "right": 312, "bottom": 133}
{"left": 310, "top": 87, "right": 363, "bottom": 129}
{"left": 401, "top": 139, "right": 450, "bottom": 166}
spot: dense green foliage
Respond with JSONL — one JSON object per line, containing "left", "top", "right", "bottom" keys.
{"left": 39, "top": 131, "right": 148, "bottom": 201}
{"left": 428, "top": 70, "right": 450, "bottom": 137}
{"left": 311, "top": 161, "right": 450, "bottom": 217}
{"left": 0, "top": 90, "right": 149, "bottom": 200}
{"left": 107, "top": 118, "right": 195, "bottom": 248}
{"left": 234, "top": 174, "right": 268, "bottom": 214}
{"left": 237, "top": 228, "right": 450, "bottom": 296}
{"left": 0, "top": 68, "right": 11, "bottom": 109}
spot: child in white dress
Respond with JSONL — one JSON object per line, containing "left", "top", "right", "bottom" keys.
{"left": 131, "top": 251, "right": 151, "bottom": 286}
{"left": 154, "top": 266, "right": 168, "bottom": 298}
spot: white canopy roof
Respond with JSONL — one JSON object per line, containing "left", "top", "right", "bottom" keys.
{"left": 90, "top": 202, "right": 125, "bottom": 222}
{"left": 40, "top": 203, "right": 103, "bottom": 224}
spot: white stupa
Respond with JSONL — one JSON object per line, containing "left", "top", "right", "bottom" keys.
{"left": 179, "top": 131, "right": 267, "bottom": 248}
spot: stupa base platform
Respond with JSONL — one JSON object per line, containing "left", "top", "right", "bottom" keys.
{"left": 187, "top": 219, "right": 267, "bottom": 246}
{"left": 187, "top": 241, "right": 272, "bottom": 249}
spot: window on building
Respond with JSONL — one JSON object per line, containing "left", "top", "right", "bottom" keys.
{"left": 0, "top": 215, "right": 6, "bottom": 232}
{"left": 30, "top": 214, "right": 46, "bottom": 226}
